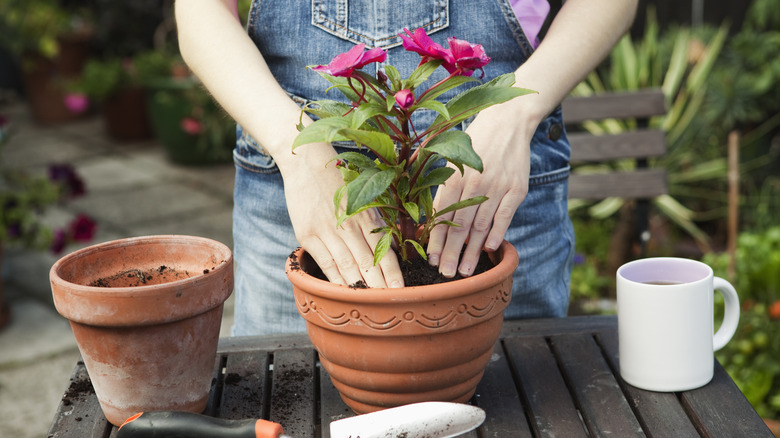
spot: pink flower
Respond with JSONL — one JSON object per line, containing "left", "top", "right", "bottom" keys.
{"left": 395, "top": 89, "right": 414, "bottom": 110}
{"left": 63, "top": 93, "right": 89, "bottom": 114}
{"left": 312, "top": 44, "right": 387, "bottom": 77}
{"left": 50, "top": 229, "right": 67, "bottom": 254}
{"left": 69, "top": 214, "right": 97, "bottom": 242}
{"left": 446, "top": 37, "right": 491, "bottom": 77}
{"left": 180, "top": 117, "right": 203, "bottom": 135}
{"left": 399, "top": 28, "right": 453, "bottom": 66}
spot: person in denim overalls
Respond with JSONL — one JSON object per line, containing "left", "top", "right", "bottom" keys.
{"left": 176, "top": 0, "right": 637, "bottom": 335}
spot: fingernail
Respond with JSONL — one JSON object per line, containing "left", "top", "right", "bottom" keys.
{"left": 440, "top": 263, "right": 456, "bottom": 278}
{"left": 459, "top": 263, "right": 473, "bottom": 277}
{"left": 485, "top": 239, "right": 499, "bottom": 252}
{"left": 390, "top": 280, "right": 403, "bottom": 288}
{"left": 428, "top": 254, "right": 439, "bottom": 267}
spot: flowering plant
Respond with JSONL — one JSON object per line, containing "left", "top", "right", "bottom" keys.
{"left": 293, "top": 28, "right": 533, "bottom": 264}
{"left": 0, "top": 115, "right": 96, "bottom": 253}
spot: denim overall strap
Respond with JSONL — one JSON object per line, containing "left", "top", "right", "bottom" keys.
{"left": 232, "top": 0, "right": 573, "bottom": 336}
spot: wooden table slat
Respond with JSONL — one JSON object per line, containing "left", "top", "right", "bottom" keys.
{"left": 46, "top": 361, "right": 112, "bottom": 438}
{"left": 219, "top": 351, "right": 270, "bottom": 419}
{"left": 473, "top": 341, "right": 534, "bottom": 438}
{"left": 270, "top": 349, "right": 318, "bottom": 438}
{"left": 504, "top": 336, "right": 589, "bottom": 437}
{"left": 319, "top": 366, "right": 353, "bottom": 438}
{"left": 681, "top": 363, "right": 774, "bottom": 438}
{"left": 597, "top": 330, "right": 705, "bottom": 437}
{"left": 550, "top": 333, "right": 645, "bottom": 437}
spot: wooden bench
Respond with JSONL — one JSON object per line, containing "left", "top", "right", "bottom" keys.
{"left": 563, "top": 88, "right": 668, "bottom": 254}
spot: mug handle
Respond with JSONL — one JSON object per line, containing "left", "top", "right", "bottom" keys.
{"left": 713, "top": 277, "right": 740, "bottom": 351}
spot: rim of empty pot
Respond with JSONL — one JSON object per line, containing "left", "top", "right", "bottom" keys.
{"left": 50, "top": 235, "right": 233, "bottom": 327}
{"left": 285, "top": 240, "right": 519, "bottom": 303}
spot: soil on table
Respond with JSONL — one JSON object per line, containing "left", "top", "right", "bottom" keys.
{"left": 88, "top": 265, "right": 213, "bottom": 287}
{"left": 289, "top": 249, "right": 495, "bottom": 288}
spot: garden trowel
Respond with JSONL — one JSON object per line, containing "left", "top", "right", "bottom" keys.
{"left": 116, "top": 401, "right": 485, "bottom": 438}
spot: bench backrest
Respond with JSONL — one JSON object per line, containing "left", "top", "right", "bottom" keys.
{"left": 563, "top": 89, "right": 668, "bottom": 200}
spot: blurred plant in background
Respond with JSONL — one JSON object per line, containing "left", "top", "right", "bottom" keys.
{"left": 705, "top": 227, "right": 780, "bottom": 420}
{"left": 0, "top": 115, "right": 96, "bottom": 253}
{"left": 570, "top": 7, "right": 729, "bottom": 252}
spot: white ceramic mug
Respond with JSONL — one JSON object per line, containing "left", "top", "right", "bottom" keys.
{"left": 617, "top": 257, "right": 740, "bottom": 392}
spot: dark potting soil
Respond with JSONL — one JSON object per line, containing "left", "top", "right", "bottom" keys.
{"left": 288, "top": 248, "right": 495, "bottom": 288}
{"left": 88, "top": 265, "right": 215, "bottom": 287}
{"left": 61, "top": 362, "right": 95, "bottom": 412}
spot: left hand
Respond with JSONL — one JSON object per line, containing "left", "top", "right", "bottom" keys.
{"left": 426, "top": 103, "right": 535, "bottom": 278}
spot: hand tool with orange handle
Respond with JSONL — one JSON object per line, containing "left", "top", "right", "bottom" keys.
{"left": 116, "top": 401, "right": 485, "bottom": 438}
{"left": 117, "top": 411, "right": 290, "bottom": 438}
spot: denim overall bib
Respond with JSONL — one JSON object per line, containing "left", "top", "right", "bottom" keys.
{"left": 232, "top": 0, "right": 574, "bottom": 336}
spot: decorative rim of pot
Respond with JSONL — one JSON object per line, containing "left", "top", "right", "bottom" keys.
{"left": 51, "top": 235, "right": 233, "bottom": 327}
{"left": 285, "top": 240, "right": 519, "bottom": 303}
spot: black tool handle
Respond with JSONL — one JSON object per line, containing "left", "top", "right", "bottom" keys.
{"left": 116, "top": 411, "right": 283, "bottom": 438}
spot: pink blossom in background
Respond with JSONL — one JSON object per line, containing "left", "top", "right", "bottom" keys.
{"left": 63, "top": 93, "right": 89, "bottom": 114}
{"left": 69, "top": 214, "right": 97, "bottom": 242}
{"left": 180, "top": 117, "right": 203, "bottom": 135}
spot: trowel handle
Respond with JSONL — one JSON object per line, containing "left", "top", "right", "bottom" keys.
{"left": 117, "top": 411, "right": 287, "bottom": 438}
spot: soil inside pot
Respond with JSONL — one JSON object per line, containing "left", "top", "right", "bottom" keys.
{"left": 290, "top": 249, "right": 495, "bottom": 288}
{"left": 88, "top": 265, "right": 212, "bottom": 288}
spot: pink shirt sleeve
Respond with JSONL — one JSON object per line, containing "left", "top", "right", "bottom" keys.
{"left": 508, "top": 0, "right": 550, "bottom": 49}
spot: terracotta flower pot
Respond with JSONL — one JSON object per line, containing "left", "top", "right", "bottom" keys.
{"left": 285, "top": 240, "right": 519, "bottom": 414}
{"left": 50, "top": 235, "right": 233, "bottom": 426}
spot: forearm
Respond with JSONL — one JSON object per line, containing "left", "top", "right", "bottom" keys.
{"left": 505, "top": 0, "right": 638, "bottom": 125}
{"left": 174, "top": 0, "right": 335, "bottom": 174}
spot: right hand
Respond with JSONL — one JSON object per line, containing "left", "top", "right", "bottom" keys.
{"left": 281, "top": 148, "right": 405, "bottom": 289}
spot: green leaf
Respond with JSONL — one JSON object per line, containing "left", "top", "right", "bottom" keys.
{"left": 383, "top": 65, "right": 402, "bottom": 90}
{"left": 302, "top": 100, "right": 351, "bottom": 119}
{"left": 416, "top": 99, "right": 450, "bottom": 120}
{"left": 332, "top": 151, "right": 377, "bottom": 170}
{"left": 403, "top": 202, "right": 420, "bottom": 223}
{"left": 397, "top": 176, "right": 410, "bottom": 199}
{"left": 333, "top": 185, "right": 346, "bottom": 218}
{"left": 373, "top": 232, "right": 394, "bottom": 266}
{"left": 352, "top": 103, "right": 393, "bottom": 129}
{"left": 433, "top": 195, "right": 488, "bottom": 218}
{"left": 420, "top": 188, "right": 434, "bottom": 220}
{"left": 406, "top": 59, "right": 443, "bottom": 88}
{"left": 293, "top": 116, "right": 352, "bottom": 149}
{"left": 430, "top": 73, "right": 536, "bottom": 128}
{"left": 416, "top": 75, "right": 479, "bottom": 105}
{"left": 345, "top": 168, "right": 396, "bottom": 215}
{"left": 338, "top": 128, "right": 397, "bottom": 163}
{"left": 405, "top": 239, "right": 427, "bottom": 260}
{"left": 424, "top": 130, "right": 483, "bottom": 172}
{"left": 411, "top": 166, "right": 456, "bottom": 198}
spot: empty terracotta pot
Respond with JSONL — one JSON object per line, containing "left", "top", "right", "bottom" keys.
{"left": 286, "top": 240, "right": 519, "bottom": 413}
{"left": 50, "top": 235, "right": 233, "bottom": 426}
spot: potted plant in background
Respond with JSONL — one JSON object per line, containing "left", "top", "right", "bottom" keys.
{"left": 0, "top": 0, "right": 94, "bottom": 124}
{"left": 285, "top": 28, "right": 530, "bottom": 413}
{"left": 144, "top": 51, "right": 235, "bottom": 165}
{"left": 0, "top": 114, "right": 96, "bottom": 329}
{"left": 66, "top": 51, "right": 173, "bottom": 141}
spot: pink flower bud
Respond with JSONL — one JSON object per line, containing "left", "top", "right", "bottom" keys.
{"left": 395, "top": 89, "right": 414, "bottom": 110}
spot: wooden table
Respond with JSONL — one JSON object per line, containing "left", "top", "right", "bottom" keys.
{"left": 47, "top": 316, "right": 772, "bottom": 437}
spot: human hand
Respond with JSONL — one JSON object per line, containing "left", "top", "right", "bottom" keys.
{"left": 282, "top": 148, "right": 405, "bottom": 288}
{"left": 426, "top": 105, "right": 533, "bottom": 278}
